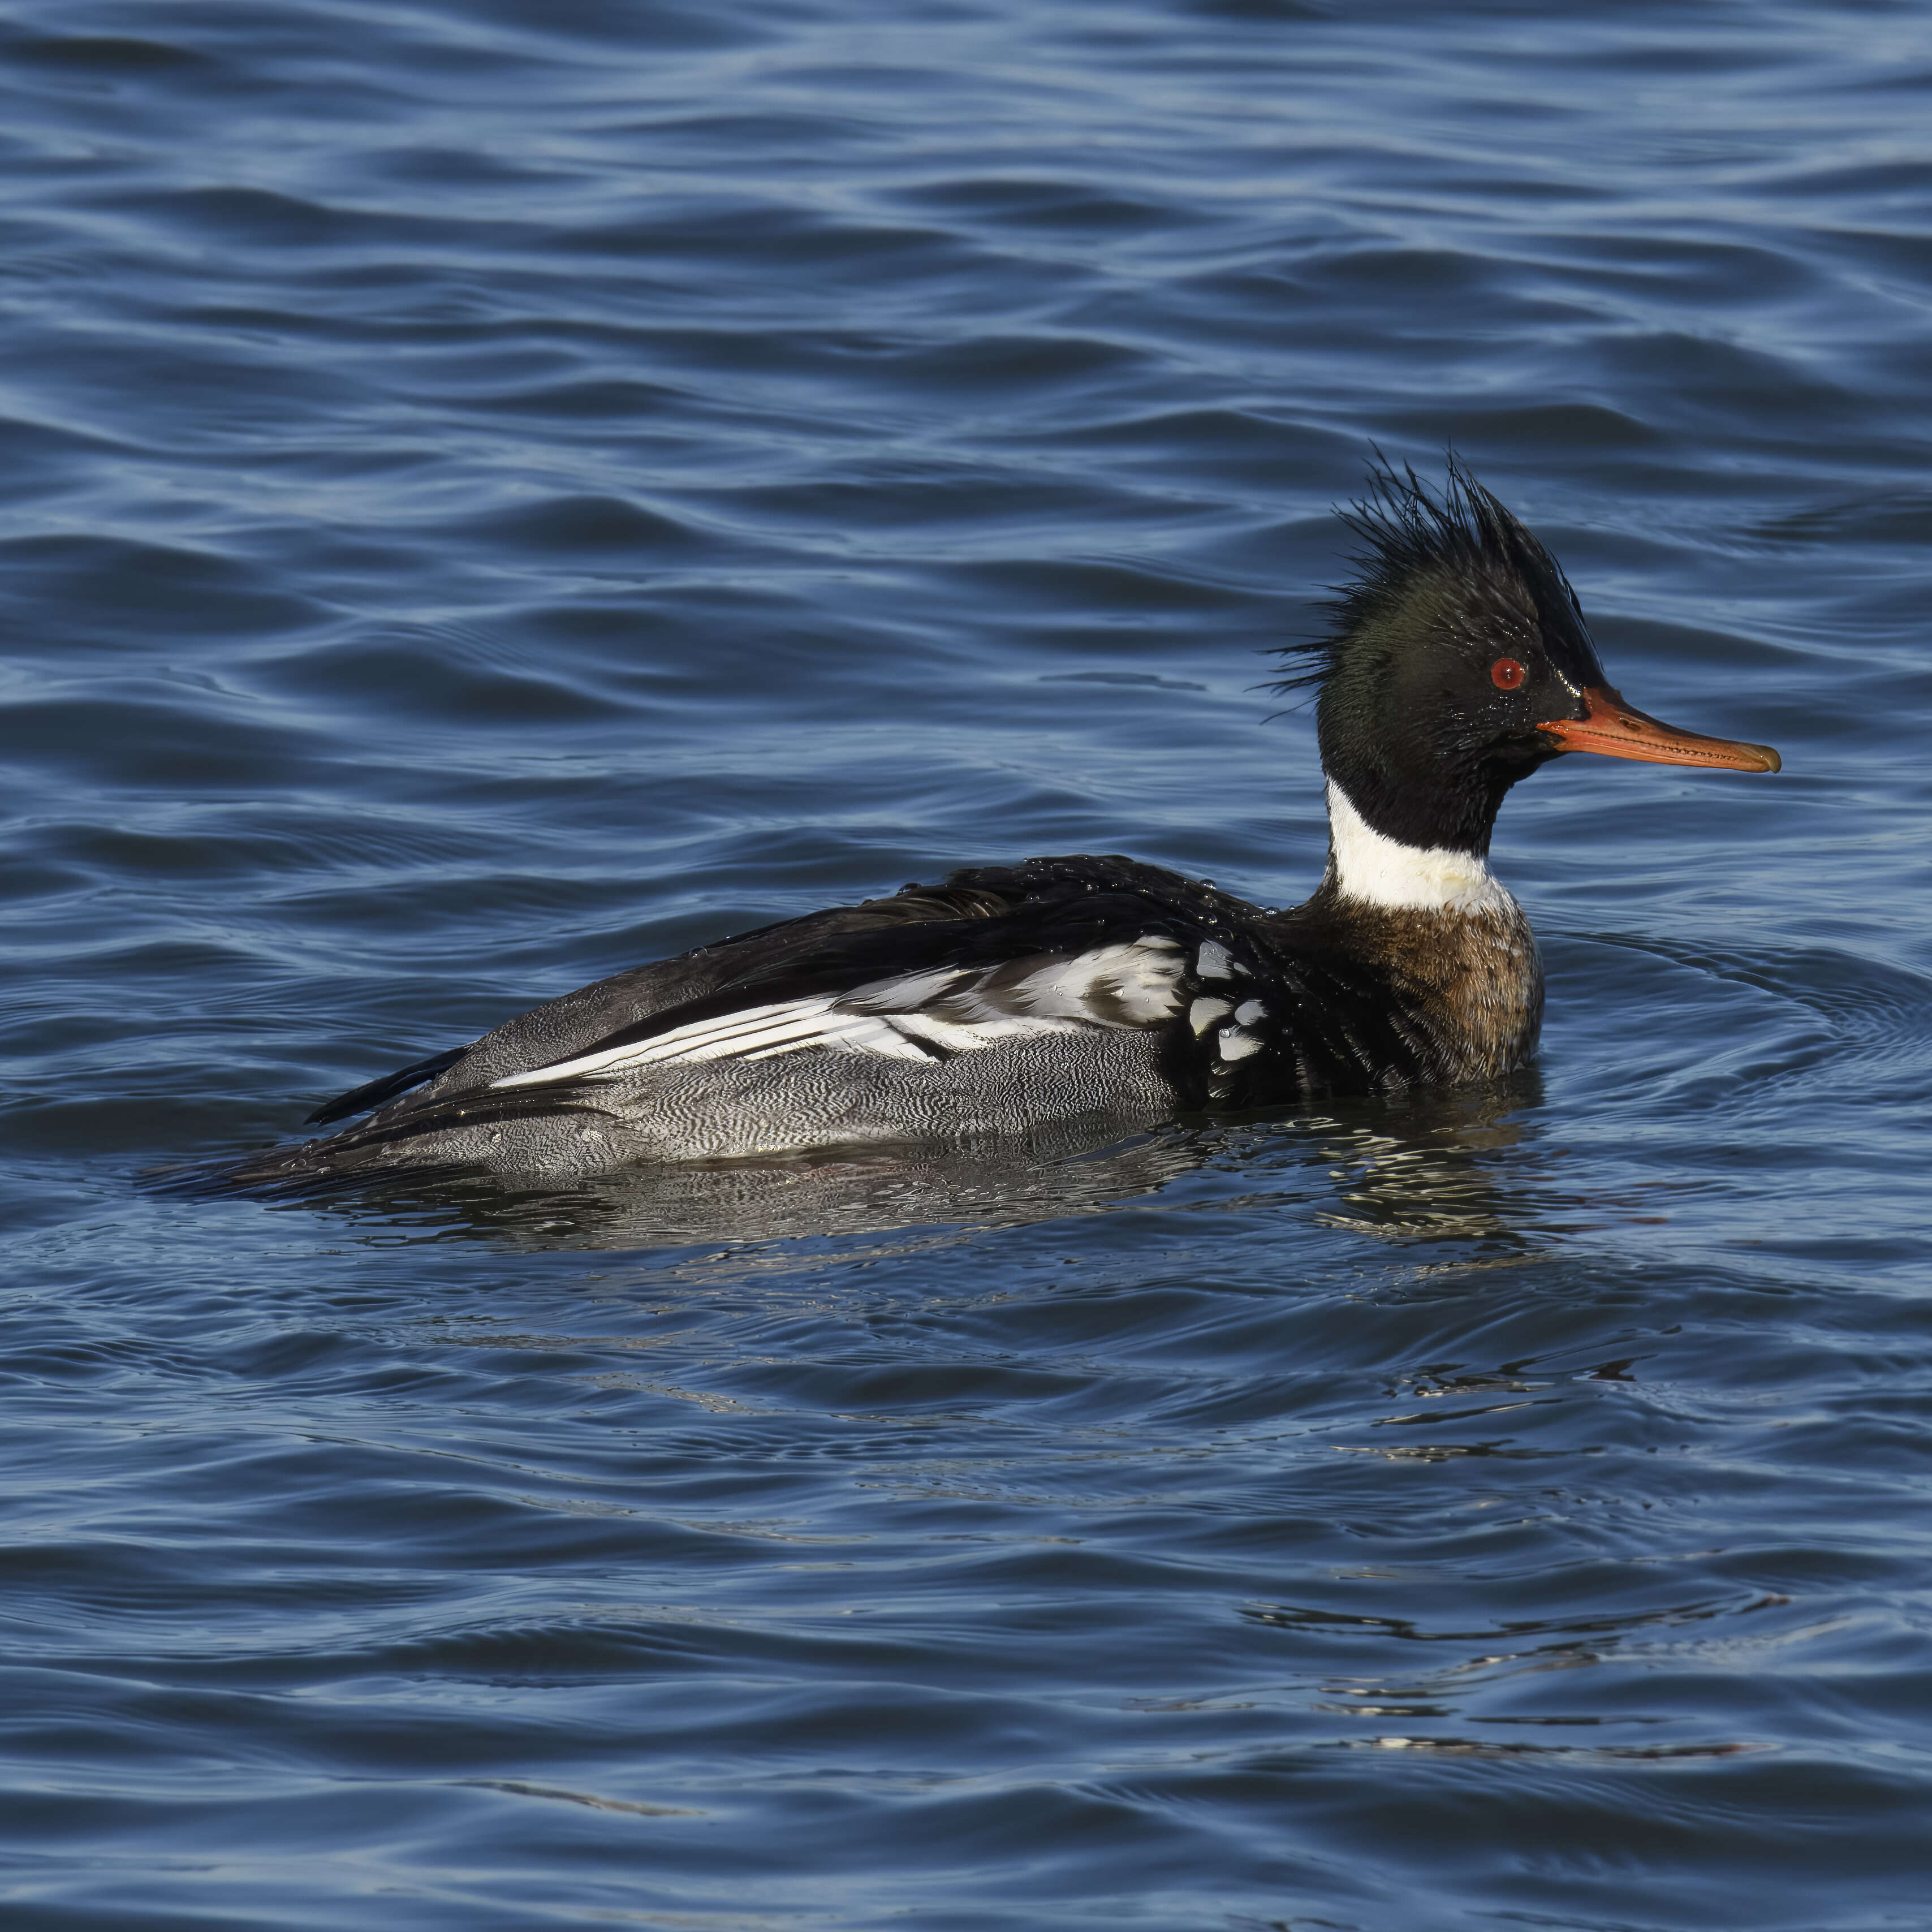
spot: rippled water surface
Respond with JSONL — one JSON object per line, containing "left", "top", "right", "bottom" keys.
{"left": 4, "top": 2, "right": 1931, "bottom": 1926}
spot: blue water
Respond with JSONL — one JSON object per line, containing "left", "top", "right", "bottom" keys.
{"left": 4, "top": 1, "right": 1931, "bottom": 1925}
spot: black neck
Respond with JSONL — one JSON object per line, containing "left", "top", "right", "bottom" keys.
{"left": 1318, "top": 728, "right": 1526, "bottom": 857}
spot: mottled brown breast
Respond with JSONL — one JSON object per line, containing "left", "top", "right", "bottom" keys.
{"left": 1336, "top": 895, "right": 1544, "bottom": 1082}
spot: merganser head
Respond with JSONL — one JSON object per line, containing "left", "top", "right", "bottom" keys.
{"left": 1279, "top": 460, "right": 1779, "bottom": 868}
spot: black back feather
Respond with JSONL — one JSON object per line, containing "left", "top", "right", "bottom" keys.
{"left": 305, "top": 1043, "right": 469, "bottom": 1125}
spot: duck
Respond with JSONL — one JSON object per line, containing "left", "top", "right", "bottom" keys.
{"left": 208, "top": 460, "right": 1779, "bottom": 1193}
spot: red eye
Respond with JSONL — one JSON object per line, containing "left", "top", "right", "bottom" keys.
{"left": 1491, "top": 657, "right": 1525, "bottom": 690}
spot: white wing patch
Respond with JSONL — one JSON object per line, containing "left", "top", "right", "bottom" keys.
{"left": 490, "top": 936, "right": 1189, "bottom": 1090}
{"left": 1188, "top": 995, "right": 1233, "bottom": 1034}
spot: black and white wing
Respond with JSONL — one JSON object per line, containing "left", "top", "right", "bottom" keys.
{"left": 488, "top": 934, "right": 1196, "bottom": 1088}
{"left": 288, "top": 855, "right": 1299, "bottom": 1156}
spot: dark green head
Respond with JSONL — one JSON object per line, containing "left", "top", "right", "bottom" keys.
{"left": 1276, "top": 459, "right": 1776, "bottom": 859}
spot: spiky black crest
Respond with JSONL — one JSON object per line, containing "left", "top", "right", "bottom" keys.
{"left": 1273, "top": 454, "right": 1585, "bottom": 697}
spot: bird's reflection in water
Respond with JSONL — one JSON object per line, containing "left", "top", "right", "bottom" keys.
{"left": 287, "top": 1072, "right": 1552, "bottom": 1258}
{"left": 304, "top": 1114, "right": 1206, "bottom": 1254}
{"left": 1157, "top": 1072, "right": 1551, "bottom": 1268}
{"left": 1283, "top": 1073, "right": 1548, "bottom": 1250}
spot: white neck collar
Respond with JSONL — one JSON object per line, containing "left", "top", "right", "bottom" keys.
{"left": 1324, "top": 780, "right": 1513, "bottom": 915}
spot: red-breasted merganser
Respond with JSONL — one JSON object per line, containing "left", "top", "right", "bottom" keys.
{"left": 210, "top": 462, "right": 1778, "bottom": 1192}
